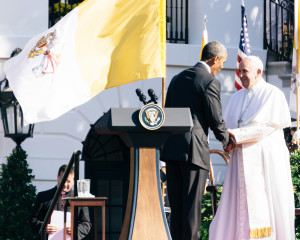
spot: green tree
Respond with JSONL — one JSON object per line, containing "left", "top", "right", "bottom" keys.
{"left": 0, "top": 147, "right": 39, "bottom": 240}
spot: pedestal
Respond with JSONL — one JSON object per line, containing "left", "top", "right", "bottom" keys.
{"left": 63, "top": 197, "right": 107, "bottom": 240}
{"left": 119, "top": 148, "right": 170, "bottom": 240}
{"left": 94, "top": 107, "right": 193, "bottom": 240}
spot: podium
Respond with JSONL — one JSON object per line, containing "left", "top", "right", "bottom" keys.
{"left": 94, "top": 107, "right": 193, "bottom": 240}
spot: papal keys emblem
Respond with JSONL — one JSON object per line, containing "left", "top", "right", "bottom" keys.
{"left": 28, "top": 30, "right": 60, "bottom": 77}
{"left": 139, "top": 103, "right": 165, "bottom": 130}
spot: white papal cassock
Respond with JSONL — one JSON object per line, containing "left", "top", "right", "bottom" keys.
{"left": 209, "top": 79, "right": 295, "bottom": 240}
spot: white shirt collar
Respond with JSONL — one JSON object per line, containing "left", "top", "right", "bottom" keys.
{"left": 247, "top": 78, "right": 264, "bottom": 93}
{"left": 199, "top": 61, "right": 211, "bottom": 73}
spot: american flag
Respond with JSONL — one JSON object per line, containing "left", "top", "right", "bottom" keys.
{"left": 235, "top": 0, "right": 251, "bottom": 90}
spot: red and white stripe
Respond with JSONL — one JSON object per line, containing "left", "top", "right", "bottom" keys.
{"left": 235, "top": 48, "right": 248, "bottom": 90}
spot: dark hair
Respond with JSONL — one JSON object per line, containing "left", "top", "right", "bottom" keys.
{"left": 201, "top": 41, "right": 227, "bottom": 61}
{"left": 57, "top": 164, "right": 74, "bottom": 177}
{"left": 10, "top": 48, "right": 22, "bottom": 58}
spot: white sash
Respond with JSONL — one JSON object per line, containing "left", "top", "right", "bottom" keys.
{"left": 242, "top": 141, "right": 272, "bottom": 238}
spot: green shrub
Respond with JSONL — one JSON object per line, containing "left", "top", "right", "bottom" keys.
{"left": 290, "top": 150, "right": 300, "bottom": 239}
{"left": 49, "top": 3, "right": 80, "bottom": 21}
{"left": 199, "top": 186, "right": 222, "bottom": 240}
{"left": 0, "top": 147, "right": 38, "bottom": 240}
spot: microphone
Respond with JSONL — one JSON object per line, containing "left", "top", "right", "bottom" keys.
{"left": 148, "top": 88, "right": 158, "bottom": 104}
{"left": 136, "top": 88, "right": 147, "bottom": 105}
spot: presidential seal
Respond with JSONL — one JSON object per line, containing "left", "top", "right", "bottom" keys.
{"left": 139, "top": 103, "right": 165, "bottom": 130}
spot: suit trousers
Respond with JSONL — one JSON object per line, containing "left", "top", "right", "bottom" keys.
{"left": 166, "top": 161, "right": 208, "bottom": 240}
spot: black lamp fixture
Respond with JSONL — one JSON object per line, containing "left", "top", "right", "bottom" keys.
{"left": 0, "top": 78, "right": 34, "bottom": 146}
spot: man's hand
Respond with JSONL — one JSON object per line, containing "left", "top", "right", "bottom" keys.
{"left": 46, "top": 224, "right": 58, "bottom": 234}
{"left": 66, "top": 226, "right": 72, "bottom": 235}
{"left": 224, "top": 131, "right": 236, "bottom": 152}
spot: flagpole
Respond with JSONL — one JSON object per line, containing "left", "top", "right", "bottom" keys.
{"left": 295, "top": 0, "right": 300, "bottom": 145}
{"left": 199, "top": 15, "right": 208, "bottom": 61}
{"left": 297, "top": 51, "right": 300, "bottom": 146}
{"left": 162, "top": 77, "right": 165, "bottom": 107}
{"left": 160, "top": 0, "right": 166, "bottom": 108}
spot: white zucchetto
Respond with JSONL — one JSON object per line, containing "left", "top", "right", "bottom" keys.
{"left": 243, "top": 55, "right": 264, "bottom": 72}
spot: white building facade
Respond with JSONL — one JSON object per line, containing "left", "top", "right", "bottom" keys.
{"left": 0, "top": 0, "right": 291, "bottom": 191}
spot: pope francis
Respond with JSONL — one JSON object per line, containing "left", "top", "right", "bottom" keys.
{"left": 209, "top": 56, "right": 295, "bottom": 240}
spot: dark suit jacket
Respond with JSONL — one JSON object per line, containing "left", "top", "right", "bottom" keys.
{"left": 160, "top": 62, "right": 229, "bottom": 170}
{"left": 31, "top": 186, "right": 91, "bottom": 239}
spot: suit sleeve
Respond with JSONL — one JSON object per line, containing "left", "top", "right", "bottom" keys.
{"left": 77, "top": 206, "right": 92, "bottom": 239}
{"left": 203, "top": 78, "right": 229, "bottom": 148}
{"left": 30, "top": 193, "right": 44, "bottom": 234}
{"left": 164, "top": 84, "right": 172, "bottom": 108}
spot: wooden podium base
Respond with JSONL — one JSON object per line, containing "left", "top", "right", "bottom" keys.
{"left": 120, "top": 147, "right": 171, "bottom": 240}
{"left": 93, "top": 107, "right": 193, "bottom": 239}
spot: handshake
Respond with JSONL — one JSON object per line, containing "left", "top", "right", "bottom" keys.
{"left": 223, "top": 131, "right": 236, "bottom": 153}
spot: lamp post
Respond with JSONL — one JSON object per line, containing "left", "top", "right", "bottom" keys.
{"left": 0, "top": 78, "right": 34, "bottom": 146}
{"left": 0, "top": 78, "right": 38, "bottom": 239}
{"left": 0, "top": 47, "right": 38, "bottom": 239}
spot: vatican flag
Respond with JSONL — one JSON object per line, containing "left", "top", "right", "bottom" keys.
{"left": 4, "top": 0, "right": 166, "bottom": 124}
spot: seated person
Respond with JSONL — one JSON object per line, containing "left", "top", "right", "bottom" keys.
{"left": 31, "top": 164, "right": 91, "bottom": 239}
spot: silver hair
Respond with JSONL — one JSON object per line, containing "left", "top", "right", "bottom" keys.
{"left": 201, "top": 41, "right": 227, "bottom": 61}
